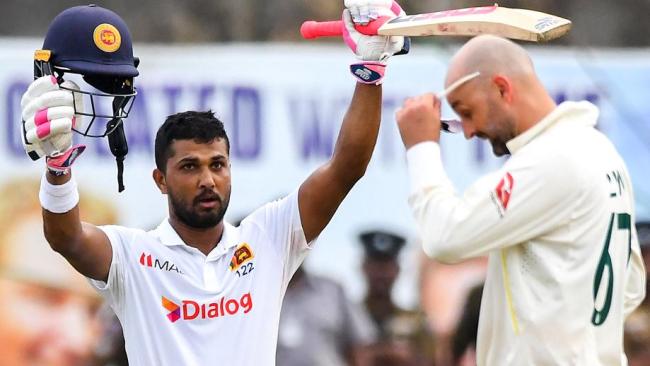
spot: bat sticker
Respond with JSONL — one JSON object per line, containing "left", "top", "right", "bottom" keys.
{"left": 535, "top": 17, "right": 561, "bottom": 30}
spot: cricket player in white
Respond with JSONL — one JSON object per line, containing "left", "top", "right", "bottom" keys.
{"left": 396, "top": 35, "right": 646, "bottom": 365}
{"left": 19, "top": 1, "right": 407, "bottom": 364}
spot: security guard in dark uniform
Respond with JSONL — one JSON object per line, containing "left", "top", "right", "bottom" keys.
{"left": 359, "top": 230, "right": 436, "bottom": 366}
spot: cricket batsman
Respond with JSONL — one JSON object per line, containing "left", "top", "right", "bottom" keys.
{"left": 396, "top": 35, "right": 646, "bottom": 365}
{"left": 20, "top": 1, "right": 407, "bottom": 365}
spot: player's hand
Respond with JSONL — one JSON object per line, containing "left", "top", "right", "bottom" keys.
{"left": 396, "top": 93, "right": 443, "bottom": 148}
{"left": 21, "top": 75, "right": 86, "bottom": 173}
{"left": 345, "top": 0, "right": 399, "bottom": 24}
{"left": 342, "top": 0, "right": 406, "bottom": 84}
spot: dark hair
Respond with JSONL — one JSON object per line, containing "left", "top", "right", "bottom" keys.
{"left": 154, "top": 110, "right": 230, "bottom": 172}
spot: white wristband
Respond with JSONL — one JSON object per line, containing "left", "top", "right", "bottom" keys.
{"left": 39, "top": 172, "right": 79, "bottom": 213}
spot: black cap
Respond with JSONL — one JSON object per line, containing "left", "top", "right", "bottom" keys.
{"left": 637, "top": 221, "right": 650, "bottom": 248}
{"left": 359, "top": 230, "right": 406, "bottom": 260}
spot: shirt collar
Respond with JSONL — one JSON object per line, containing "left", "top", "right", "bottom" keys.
{"left": 152, "top": 218, "right": 239, "bottom": 253}
{"left": 506, "top": 101, "right": 599, "bottom": 154}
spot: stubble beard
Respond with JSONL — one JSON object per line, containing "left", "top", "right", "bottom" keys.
{"left": 487, "top": 102, "right": 515, "bottom": 157}
{"left": 169, "top": 189, "right": 231, "bottom": 229}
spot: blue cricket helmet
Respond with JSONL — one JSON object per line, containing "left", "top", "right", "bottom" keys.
{"left": 37, "top": 4, "right": 138, "bottom": 192}
{"left": 42, "top": 4, "right": 138, "bottom": 93}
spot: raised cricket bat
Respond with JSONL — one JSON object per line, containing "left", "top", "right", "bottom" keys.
{"left": 301, "top": 4, "right": 571, "bottom": 42}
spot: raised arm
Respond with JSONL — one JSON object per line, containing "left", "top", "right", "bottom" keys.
{"left": 298, "top": 84, "right": 381, "bottom": 242}
{"left": 297, "top": 1, "right": 407, "bottom": 242}
{"left": 22, "top": 76, "right": 112, "bottom": 281}
{"left": 42, "top": 173, "right": 113, "bottom": 281}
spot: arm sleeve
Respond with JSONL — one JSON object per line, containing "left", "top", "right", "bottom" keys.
{"left": 86, "top": 225, "right": 134, "bottom": 314}
{"left": 622, "top": 169, "right": 647, "bottom": 318}
{"left": 406, "top": 142, "right": 582, "bottom": 263}
{"left": 245, "top": 189, "right": 315, "bottom": 288}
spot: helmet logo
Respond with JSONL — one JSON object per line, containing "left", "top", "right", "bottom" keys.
{"left": 93, "top": 23, "right": 121, "bottom": 53}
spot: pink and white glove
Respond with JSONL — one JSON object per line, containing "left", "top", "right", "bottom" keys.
{"left": 343, "top": 0, "right": 406, "bottom": 84}
{"left": 20, "top": 75, "right": 86, "bottom": 174}
{"left": 345, "top": 0, "right": 404, "bottom": 24}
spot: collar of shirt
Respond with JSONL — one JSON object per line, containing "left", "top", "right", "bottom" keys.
{"left": 152, "top": 218, "right": 239, "bottom": 261}
{"left": 506, "top": 101, "right": 600, "bottom": 154}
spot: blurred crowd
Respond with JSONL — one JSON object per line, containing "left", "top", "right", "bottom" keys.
{"left": 1, "top": 0, "right": 648, "bottom": 46}
{"left": 1, "top": 178, "right": 648, "bottom": 366}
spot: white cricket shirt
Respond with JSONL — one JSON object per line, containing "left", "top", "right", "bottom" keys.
{"left": 89, "top": 191, "right": 313, "bottom": 366}
{"left": 407, "top": 101, "right": 646, "bottom": 365}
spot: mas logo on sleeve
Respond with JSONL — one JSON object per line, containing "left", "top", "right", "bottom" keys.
{"left": 490, "top": 172, "right": 514, "bottom": 217}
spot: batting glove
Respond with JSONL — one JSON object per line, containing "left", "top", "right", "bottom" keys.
{"left": 21, "top": 76, "right": 86, "bottom": 174}
{"left": 345, "top": 0, "right": 403, "bottom": 24}
{"left": 343, "top": 0, "right": 407, "bottom": 84}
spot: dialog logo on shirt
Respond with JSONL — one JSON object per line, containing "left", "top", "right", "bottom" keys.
{"left": 161, "top": 293, "right": 253, "bottom": 323}
{"left": 140, "top": 252, "right": 183, "bottom": 274}
{"left": 491, "top": 172, "right": 514, "bottom": 216}
{"left": 229, "top": 243, "right": 254, "bottom": 271}
{"left": 162, "top": 296, "right": 181, "bottom": 323}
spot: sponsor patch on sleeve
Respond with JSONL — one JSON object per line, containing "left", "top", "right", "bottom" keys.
{"left": 490, "top": 172, "right": 514, "bottom": 217}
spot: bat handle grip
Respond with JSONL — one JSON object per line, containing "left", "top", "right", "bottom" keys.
{"left": 300, "top": 17, "right": 390, "bottom": 39}
{"left": 301, "top": 20, "right": 344, "bottom": 39}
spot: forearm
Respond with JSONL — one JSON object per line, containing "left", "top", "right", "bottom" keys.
{"left": 407, "top": 142, "right": 581, "bottom": 263}
{"left": 40, "top": 170, "right": 112, "bottom": 281}
{"left": 297, "top": 83, "right": 382, "bottom": 242}
{"left": 407, "top": 143, "right": 496, "bottom": 262}
{"left": 41, "top": 172, "right": 84, "bottom": 255}
{"left": 409, "top": 162, "right": 515, "bottom": 263}
{"left": 330, "top": 83, "right": 382, "bottom": 184}
{"left": 410, "top": 187, "right": 472, "bottom": 263}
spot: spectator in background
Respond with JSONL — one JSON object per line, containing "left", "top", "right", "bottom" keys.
{"left": 624, "top": 221, "right": 650, "bottom": 366}
{"left": 418, "top": 254, "right": 487, "bottom": 365}
{"left": 93, "top": 304, "right": 128, "bottom": 366}
{"left": 452, "top": 283, "right": 483, "bottom": 366}
{"left": 0, "top": 179, "right": 114, "bottom": 366}
{"left": 359, "top": 230, "right": 435, "bottom": 366}
{"left": 276, "top": 266, "right": 376, "bottom": 366}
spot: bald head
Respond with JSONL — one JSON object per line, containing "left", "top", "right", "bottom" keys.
{"left": 441, "top": 35, "right": 557, "bottom": 156}
{"left": 446, "top": 35, "right": 535, "bottom": 87}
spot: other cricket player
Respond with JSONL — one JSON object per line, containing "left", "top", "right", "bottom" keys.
{"left": 19, "top": 1, "right": 406, "bottom": 365}
{"left": 395, "top": 35, "right": 646, "bottom": 365}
